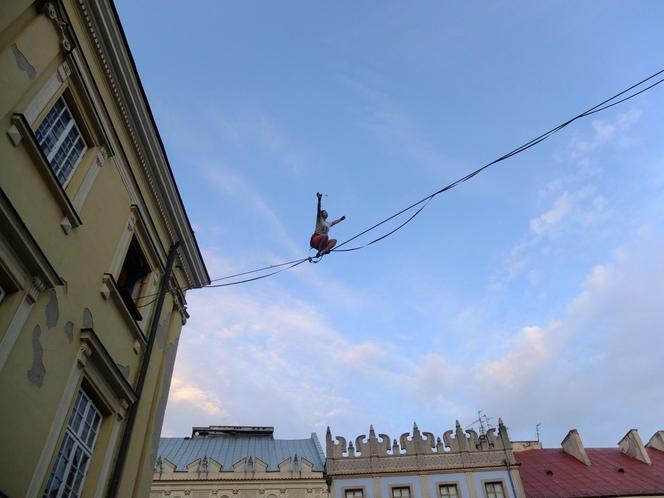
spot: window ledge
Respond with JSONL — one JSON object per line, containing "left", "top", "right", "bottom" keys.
{"left": 9, "top": 113, "right": 82, "bottom": 234}
{"left": 100, "top": 273, "right": 147, "bottom": 352}
{"left": 78, "top": 328, "right": 137, "bottom": 415}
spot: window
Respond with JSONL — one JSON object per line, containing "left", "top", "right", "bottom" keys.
{"left": 34, "top": 96, "right": 87, "bottom": 186}
{"left": 345, "top": 490, "right": 364, "bottom": 498}
{"left": 116, "top": 237, "right": 150, "bottom": 320}
{"left": 484, "top": 482, "right": 505, "bottom": 498}
{"left": 439, "top": 484, "right": 459, "bottom": 498}
{"left": 392, "top": 487, "right": 411, "bottom": 498}
{"left": 43, "top": 389, "right": 102, "bottom": 498}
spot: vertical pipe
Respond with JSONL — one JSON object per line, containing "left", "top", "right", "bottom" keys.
{"left": 106, "top": 241, "right": 180, "bottom": 498}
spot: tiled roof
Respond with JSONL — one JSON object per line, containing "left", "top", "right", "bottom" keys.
{"left": 516, "top": 447, "right": 664, "bottom": 498}
{"left": 157, "top": 433, "right": 325, "bottom": 472}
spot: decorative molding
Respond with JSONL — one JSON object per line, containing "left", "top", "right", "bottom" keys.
{"left": 79, "top": 328, "right": 137, "bottom": 406}
{"left": 100, "top": 273, "right": 147, "bottom": 349}
{"left": 10, "top": 113, "right": 82, "bottom": 233}
{"left": 74, "top": 0, "right": 208, "bottom": 289}
{"left": 0, "top": 187, "right": 63, "bottom": 291}
{"left": 71, "top": 146, "right": 107, "bottom": 212}
{"left": 27, "top": 276, "right": 47, "bottom": 304}
{"left": 20, "top": 60, "right": 72, "bottom": 127}
{"left": 41, "top": 1, "right": 75, "bottom": 52}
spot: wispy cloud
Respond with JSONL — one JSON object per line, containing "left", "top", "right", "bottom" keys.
{"left": 491, "top": 109, "right": 640, "bottom": 289}
{"left": 164, "top": 218, "right": 664, "bottom": 445}
{"left": 207, "top": 105, "right": 306, "bottom": 173}
{"left": 203, "top": 166, "right": 301, "bottom": 256}
{"left": 568, "top": 108, "right": 642, "bottom": 160}
{"left": 340, "top": 74, "right": 467, "bottom": 178}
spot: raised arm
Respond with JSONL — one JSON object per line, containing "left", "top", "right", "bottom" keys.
{"left": 331, "top": 215, "right": 346, "bottom": 226}
{"left": 316, "top": 192, "right": 322, "bottom": 218}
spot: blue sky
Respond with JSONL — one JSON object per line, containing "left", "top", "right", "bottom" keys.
{"left": 115, "top": 1, "right": 664, "bottom": 448}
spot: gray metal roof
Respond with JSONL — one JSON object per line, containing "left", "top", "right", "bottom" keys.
{"left": 158, "top": 433, "right": 325, "bottom": 472}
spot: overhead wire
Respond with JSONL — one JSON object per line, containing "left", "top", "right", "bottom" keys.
{"left": 330, "top": 67, "right": 664, "bottom": 252}
{"left": 191, "top": 67, "right": 664, "bottom": 287}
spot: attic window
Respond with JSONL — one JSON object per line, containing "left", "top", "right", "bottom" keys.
{"left": 618, "top": 467, "right": 625, "bottom": 473}
{"left": 116, "top": 237, "right": 150, "bottom": 320}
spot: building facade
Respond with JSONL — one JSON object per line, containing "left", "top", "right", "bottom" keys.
{"left": 0, "top": 1, "right": 209, "bottom": 497}
{"left": 150, "top": 426, "right": 328, "bottom": 498}
{"left": 326, "top": 421, "right": 525, "bottom": 498}
{"left": 515, "top": 428, "right": 664, "bottom": 498}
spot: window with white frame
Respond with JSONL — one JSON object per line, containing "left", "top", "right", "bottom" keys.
{"left": 392, "top": 487, "right": 411, "bottom": 498}
{"left": 439, "top": 484, "right": 459, "bottom": 498}
{"left": 42, "top": 388, "right": 102, "bottom": 498}
{"left": 484, "top": 482, "right": 505, "bottom": 498}
{"left": 345, "top": 489, "right": 364, "bottom": 498}
{"left": 34, "top": 95, "right": 87, "bottom": 186}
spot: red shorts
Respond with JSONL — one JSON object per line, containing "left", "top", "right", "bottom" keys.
{"left": 310, "top": 233, "right": 325, "bottom": 249}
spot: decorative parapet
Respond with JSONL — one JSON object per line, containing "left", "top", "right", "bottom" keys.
{"left": 618, "top": 429, "right": 651, "bottom": 465}
{"left": 647, "top": 431, "right": 664, "bottom": 452}
{"left": 561, "top": 429, "right": 591, "bottom": 465}
{"left": 326, "top": 419, "right": 514, "bottom": 476}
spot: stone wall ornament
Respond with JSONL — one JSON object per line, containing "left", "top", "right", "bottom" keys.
{"left": 41, "top": 2, "right": 75, "bottom": 52}
{"left": 326, "top": 427, "right": 347, "bottom": 458}
{"left": 465, "top": 429, "right": 480, "bottom": 450}
{"left": 355, "top": 425, "right": 390, "bottom": 457}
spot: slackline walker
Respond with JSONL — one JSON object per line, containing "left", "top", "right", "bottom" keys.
{"left": 129, "top": 66, "right": 664, "bottom": 292}
{"left": 310, "top": 192, "right": 346, "bottom": 257}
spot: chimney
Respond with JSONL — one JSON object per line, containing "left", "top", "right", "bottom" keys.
{"left": 646, "top": 431, "right": 664, "bottom": 452}
{"left": 561, "top": 429, "right": 591, "bottom": 465}
{"left": 618, "top": 429, "right": 651, "bottom": 464}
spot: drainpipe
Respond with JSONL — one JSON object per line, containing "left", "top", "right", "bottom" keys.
{"left": 106, "top": 241, "right": 180, "bottom": 498}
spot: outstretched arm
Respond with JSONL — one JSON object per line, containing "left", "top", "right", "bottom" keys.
{"left": 331, "top": 215, "right": 346, "bottom": 227}
{"left": 316, "top": 192, "right": 322, "bottom": 218}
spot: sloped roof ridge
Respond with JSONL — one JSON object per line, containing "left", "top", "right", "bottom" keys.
{"left": 157, "top": 433, "right": 325, "bottom": 472}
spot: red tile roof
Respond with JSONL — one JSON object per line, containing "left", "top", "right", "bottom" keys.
{"left": 515, "top": 447, "right": 664, "bottom": 498}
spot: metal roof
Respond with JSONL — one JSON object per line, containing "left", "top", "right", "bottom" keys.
{"left": 157, "top": 433, "right": 325, "bottom": 472}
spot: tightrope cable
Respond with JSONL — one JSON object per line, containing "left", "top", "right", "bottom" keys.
{"left": 195, "top": 67, "right": 664, "bottom": 287}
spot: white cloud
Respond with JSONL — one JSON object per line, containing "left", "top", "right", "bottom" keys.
{"left": 568, "top": 108, "right": 642, "bottom": 160}
{"left": 164, "top": 223, "right": 664, "bottom": 446}
{"left": 169, "top": 377, "right": 228, "bottom": 417}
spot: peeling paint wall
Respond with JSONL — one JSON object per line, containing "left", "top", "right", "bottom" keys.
{"left": 11, "top": 43, "right": 36, "bottom": 79}
{"left": 27, "top": 325, "right": 45, "bottom": 387}
{"left": 45, "top": 289, "right": 59, "bottom": 328}
{"left": 64, "top": 321, "right": 74, "bottom": 343}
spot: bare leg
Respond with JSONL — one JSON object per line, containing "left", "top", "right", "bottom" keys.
{"left": 320, "top": 238, "right": 337, "bottom": 256}
{"left": 315, "top": 235, "right": 329, "bottom": 257}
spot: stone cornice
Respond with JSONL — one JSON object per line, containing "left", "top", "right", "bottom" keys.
{"left": 71, "top": 0, "right": 209, "bottom": 288}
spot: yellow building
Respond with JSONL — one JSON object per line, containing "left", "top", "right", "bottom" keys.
{"left": 151, "top": 426, "right": 329, "bottom": 498}
{"left": 0, "top": 1, "right": 209, "bottom": 497}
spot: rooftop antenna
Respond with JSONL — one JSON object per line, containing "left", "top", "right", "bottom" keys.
{"left": 536, "top": 423, "right": 541, "bottom": 443}
{"left": 466, "top": 410, "right": 495, "bottom": 437}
